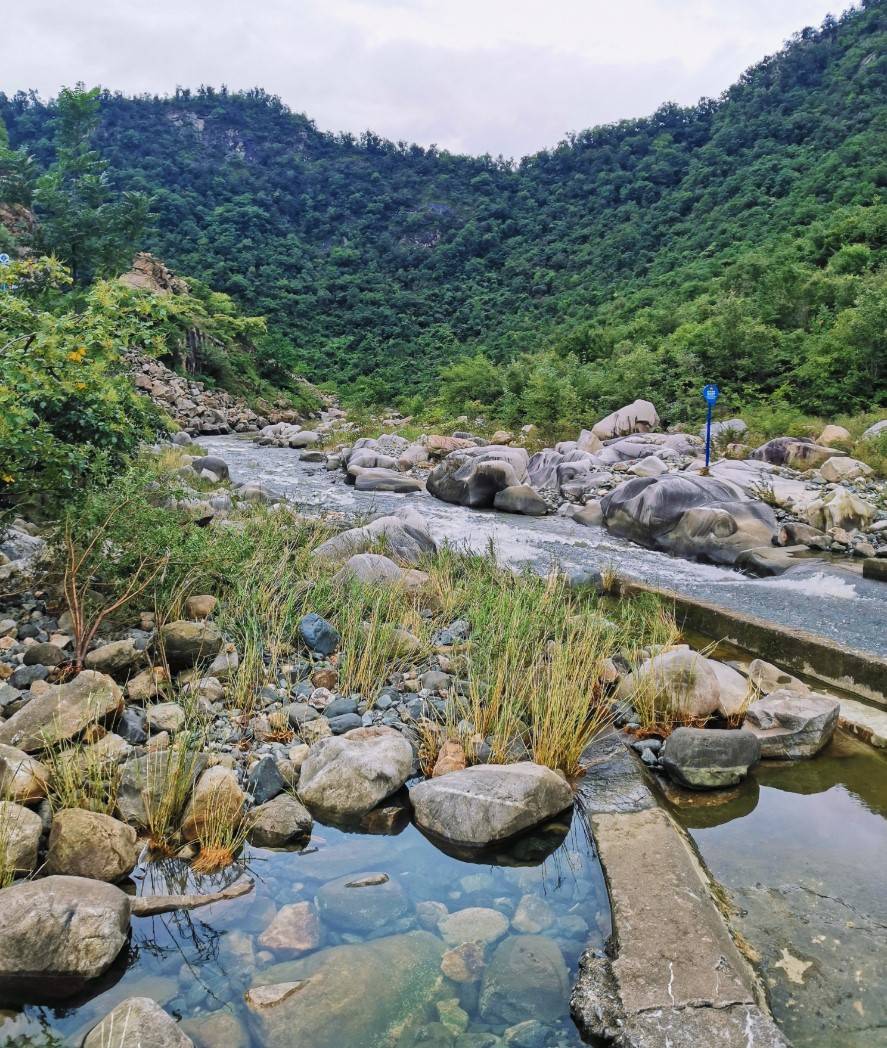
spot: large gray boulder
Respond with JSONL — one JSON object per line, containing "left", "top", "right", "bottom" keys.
{"left": 749, "top": 437, "right": 839, "bottom": 470}
{"left": 592, "top": 399, "right": 659, "bottom": 440}
{"left": 0, "top": 671, "right": 123, "bottom": 753}
{"left": 0, "top": 801, "right": 42, "bottom": 875}
{"left": 352, "top": 468, "right": 423, "bottom": 493}
{"left": 83, "top": 997, "right": 194, "bottom": 1048}
{"left": 298, "top": 727, "right": 413, "bottom": 818}
{"left": 616, "top": 648, "right": 740, "bottom": 721}
{"left": 479, "top": 935, "right": 570, "bottom": 1024}
{"left": 427, "top": 446, "right": 529, "bottom": 508}
{"left": 661, "top": 728, "right": 761, "bottom": 789}
{"left": 0, "top": 876, "right": 130, "bottom": 998}
{"left": 600, "top": 474, "right": 777, "bottom": 565}
{"left": 311, "top": 508, "right": 436, "bottom": 565}
{"left": 493, "top": 484, "right": 548, "bottom": 516}
{"left": 409, "top": 762, "right": 573, "bottom": 847}
{"left": 245, "top": 932, "right": 446, "bottom": 1048}
{"left": 744, "top": 690, "right": 839, "bottom": 759}
{"left": 333, "top": 553, "right": 429, "bottom": 593}
{"left": 158, "top": 620, "right": 223, "bottom": 670}
{"left": 45, "top": 808, "right": 138, "bottom": 882}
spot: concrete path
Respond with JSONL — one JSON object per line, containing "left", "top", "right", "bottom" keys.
{"left": 839, "top": 698, "right": 887, "bottom": 748}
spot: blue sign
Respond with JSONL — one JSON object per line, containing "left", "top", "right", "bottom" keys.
{"left": 702, "top": 383, "right": 719, "bottom": 405}
{"left": 0, "top": 254, "right": 10, "bottom": 267}
{"left": 701, "top": 383, "right": 720, "bottom": 468}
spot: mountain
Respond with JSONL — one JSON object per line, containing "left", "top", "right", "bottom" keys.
{"left": 2, "top": 1, "right": 885, "bottom": 422}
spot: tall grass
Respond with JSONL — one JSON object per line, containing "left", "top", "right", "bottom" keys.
{"left": 144, "top": 732, "right": 206, "bottom": 854}
{"left": 43, "top": 735, "right": 122, "bottom": 814}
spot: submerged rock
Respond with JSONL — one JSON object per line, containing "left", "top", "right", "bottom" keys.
{"left": 745, "top": 690, "right": 839, "bottom": 759}
{"left": 258, "top": 901, "right": 323, "bottom": 957}
{"left": 409, "top": 762, "right": 573, "bottom": 847}
{"left": 479, "top": 935, "right": 570, "bottom": 1024}
{"left": 315, "top": 871, "right": 409, "bottom": 932}
{"left": 83, "top": 996, "right": 194, "bottom": 1048}
{"left": 661, "top": 727, "right": 761, "bottom": 789}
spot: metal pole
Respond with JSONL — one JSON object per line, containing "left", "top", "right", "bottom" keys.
{"left": 705, "top": 401, "right": 713, "bottom": 468}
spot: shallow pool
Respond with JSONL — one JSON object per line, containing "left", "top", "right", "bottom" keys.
{"left": 1, "top": 805, "right": 610, "bottom": 1047}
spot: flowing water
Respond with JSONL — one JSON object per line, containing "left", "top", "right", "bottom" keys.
{"left": 201, "top": 436, "right": 887, "bottom": 659}
{"left": 670, "top": 732, "right": 887, "bottom": 1048}
{"left": 1, "top": 809, "right": 609, "bottom": 1047}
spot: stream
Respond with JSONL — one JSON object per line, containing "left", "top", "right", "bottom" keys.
{"left": 203, "top": 436, "right": 887, "bottom": 659}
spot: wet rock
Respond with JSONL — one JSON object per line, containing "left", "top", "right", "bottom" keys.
{"left": 0, "top": 801, "right": 42, "bottom": 875}
{"left": 159, "top": 621, "right": 223, "bottom": 670}
{"left": 298, "top": 726, "right": 413, "bottom": 818}
{"left": 248, "top": 793, "right": 313, "bottom": 847}
{"left": 0, "top": 670, "right": 122, "bottom": 753}
{"left": 410, "top": 762, "right": 573, "bottom": 847}
{"left": 745, "top": 690, "right": 839, "bottom": 759}
{"left": 258, "top": 901, "right": 323, "bottom": 957}
{"left": 511, "top": 895, "right": 555, "bottom": 933}
{"left": 661, "top": 727, "right": 761, "bottom": 789}
{"left": 439, "top": 907, "right": 509, "bottom": 947}
{"left": 479, "top": 935, "right": 569, "bottom": 1024}
{"left": 84, "top": 638, "right": 146, "bottom": 677}
{"left": 315, "top": 870, "right": 408, "bottom": 931}
{"left": 245, "top": 932, "right": 446, "bottom": 1048}
{"left": 45, "top": 808, "right": 138, "bottom": 881}
{"left": 181, "top": 1010, "right": 249, "bottom": 1048}
{"left": 0, "top": 743, "right": 48, "bottom": 802}
{"left": 83, "top": 996, "right": 193, "bottom": 1047}
{"left": 493, "top": 485, "right": 548, "bottom": 516}
{"left": 0, "top": 876, "right": 130, "bottom": 998}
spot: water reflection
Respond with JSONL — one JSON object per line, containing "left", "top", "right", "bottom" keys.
{"left": 2, "top": 809, "right": 609, "bottom": 1048}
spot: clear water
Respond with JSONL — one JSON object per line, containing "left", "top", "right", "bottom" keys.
{"left": 1, "top": 808, "right": 609, "bottom": 1047}
{"left": 671, "top": 732, "right": 887, "bottom": 1048}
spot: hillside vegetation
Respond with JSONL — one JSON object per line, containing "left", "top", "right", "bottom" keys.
{"left": 2, "top": 1, "right": 886, "bottom": 429}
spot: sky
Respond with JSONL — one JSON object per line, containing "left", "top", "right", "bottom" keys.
{"left": 2, "top": 0, "right": 853, "bottom": 158}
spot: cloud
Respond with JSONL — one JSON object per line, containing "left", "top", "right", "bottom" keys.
{"left": 1, "top": 0, "right": 852, "bottom": 157}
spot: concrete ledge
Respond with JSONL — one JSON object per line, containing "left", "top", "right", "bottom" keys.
{"left": 839, "top": 698, "right": 887, "bottom": 749}
{"left": 620, "top": 580, "right": 887, "bottom": 708}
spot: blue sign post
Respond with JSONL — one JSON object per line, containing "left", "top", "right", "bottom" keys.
{"left": 0, "top": 253, "right": 9, "bottom": 293}
{"left": 702, "top": 383, "right": 720, "bottom": 469}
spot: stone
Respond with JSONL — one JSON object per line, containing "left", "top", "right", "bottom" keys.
{"left": 353, "top": 468, "right": 424, "bottom": 493}
{"left": 45, "top": 808, "right": 138, "bottom": 881}
{"left": 184, "top": 594, "right": 217, "bottom": 620}
{"left": 147, "top": 702, "right": 186, "bottom": 734}
{"left": 327, "top": 712, "right": 362, "bottom": 734}
{"left": 627, "top": 455, "right": 668, "bottom": 478}
{"left": 573, "top": 501, "right": 603, "bottom": 527}
{"left": 315, "top": 871, "right": 409, "bottom": 932}
{"left": 83, "top": 996, "right": 193, "bottom": 1048}
{"left": 300, "top": 718, "right": 332, "bottom": 745}
{"left": 427, "top": 446, "right": 530, "bottom": 508}
{"left": 0, "top": 671, "right": 122, "bottom": 753}
{"left": 258, "top": 901, "right": 322, "bottom": 957}
{"left": 334, "top": 553, "right": 429, "bottom": 592}
{"left": 248, "top": 793, "right": 313, "bottom": 847}
{"left": 298, "top": 726, "right": 413, "bottom": 819}
{"left": 0, "top": 801, "right": 42, "bottom": 875}
{"left": 818, "top": 424, "right": 851, "bottom": 446}
{"left": 820, "top": 456, "right": 873, "bottom": 482}
{"left": 601, "top": 473, "right": 777, "bottom": 566}
{"left": 22, "top": 642, "right": 66, "bottom": 668}
{"left": 493, "top": 485, "right": 548, "bottom": 516}
{"left": 806, "top": 486, "right": 877, "bottom": 532}
{"left": 311, "top": 507, "right": 436, "bottom": 565}
{"left": 191, "top": 455, "right": 229, "bottom": 480}
{"left": 576, "top": 428, "right": 604, "bottom": 453}
{"left": 746, "top": 659, "right": 809, "bottom": 696}
{"left": 661, "top": 727, "right": 761, "bottom": 789}
{"left": 432, "top": 739, "right": 467, "bottom": 777}
{"left": 298, "top": 613, "right": 340, "bottom": 656}
{"left": 441, "top": 942, "right": 486, "bottom": 983}
{"left": 862, "top": 419, "right": 887, "bottom": 441}
{"left": 0, "top": 876, "right": 130, "bottom": 998}
{"left": 479, "top": 935, "right": 569, "bottom": 1024}
{"left": 126, "top": 665, "right": 169, "bottom": 703}
{"left": 247, "top": 755, "right": 285, "bottom": 804}
{"left": 744, "top": 689, "right": 839, "bottom": 759}
{"left": 410, "top": 762, "right": 573, "bottom": 847}
{"left": 84, "top": 638, "right": 146, "bottom": 677}
{"left": 511, "top": 894, "right": 555, "bottom": 933}
{"left": 437, "top": 997, "right": 470, "bottom": 1036}
{"left": 116, "top": 747, "right": 207, "bottom": 828}
{"left": 159, "top": 621, "right": 223, "bottom": 670}
{"left": 439, "top": 907, "right": 509, "bottom": 946}
{"left": 615, "top": 649, "right": 721, "bottom": 721}
{"left": 0, "top": 743, "right": 48, "bottom": 802}
{"left": 180, "top": 765, "right": 245, "bottom": 842}
{"left": 750, "top": 437, "right": 838, "bottom": 470}
{"left": 181, "top": 1010, "right": 249, "bottom": 1048}
{"left": 592, "top": 399, "right": 659, "bottom": 440}
{"left": 245, "top": 932, "right": 446, "bottom": 1048}
{"left": 702, "top": 418, "right": 748, "bottom": 442}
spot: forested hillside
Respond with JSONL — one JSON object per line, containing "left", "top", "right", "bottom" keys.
{"left": 2, "top": 0, "right": 885, "bottom": 424}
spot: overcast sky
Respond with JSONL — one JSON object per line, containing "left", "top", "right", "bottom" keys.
{"left": 3, "top": 0, "right": 852, "bottom": 157}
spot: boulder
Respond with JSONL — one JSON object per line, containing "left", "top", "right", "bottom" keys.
{"left": 159, "top": 621, "right": 223, "bottom": 670}
{"left": 862, "top": 419, "right": 887, "bottom": 441}
{"left": 315, "top": 871, "right": 409, "bottom": 932}
{"left": 298, "top": 727, "right": 412, "bottom": 819}
{"left": 353, "top": 468, "right": 424, "bottom": 493}
{"left": 425, "top": 434, "right": 477, "bottom": 458}
{"left": 116, "top": 748, "right": 206, "bottom": 828}
{"left": 819, "top": 457, "right": 872, "bottom": 483}
{"left": 616, "top": 649, "right": 722, "bottom": 721}
{"left": 0, "top": 801, "right": 42, "bottom": 875}
{"left": 298, "top": 612, "right": 340, "bottom": 656}
{"left": 180, "top": 766, "right": 245, "bottom": 842}
{"left": 45, "top": 808, "right": 138, "bottom": 882}
{"left": 600, "top": 474, "right": 777, "bottom": 565}
{"left": 493, "top": 484, "right": 548, "bottom": 516}
{"left": 818, "top": 425, "right": 852, "bottom": 446}
{"left": 661, "top": 728, "right": 761, "bottom": 789}
{"left": 334, "top": 553, "right": 429, "bottom": 592}
{"left": 0, "top": 876, "right": 130, "bottom": 998}
{"left": 0, "top": 671, "right": 122, "bottom": 753}
{"left": 258, "top": 901, "right": 323, "bottom": 957}
{"left": 311, "top": 508, "right": 436, "bottom": 565}
{"left": 805, "top": 486, "right": 877, "bottom": 532}
{"left": 248, "top": 793, "right": 313, "bottom": 847}
{"left": 427, "top": 446, "right": 529, "bottom": 508}
{"left": 191, "top": 456, "right": 229, "bottom": 480}
{"left": 184, "top": 594, "right": 217, "bottom": 619}
{"left": 592, "top": 400, "right": 659, "bottom": 440}
{"left": 627, "top": 455, "right": 668, "bottom": 478}
{"left": 83, "top": 997, "right": 194, "bottom": 1048}
{"left": 126, "top": 665, "right": 169, "bottom": 704}
{"left": 749, "top": 437, "right": 838, "bottom": 470}
{"left": 573, "top": 502, "right": 603, "bottom": 527}
{"left": 245, "top": 932, "right": 446, "bottom": 1048}
{"left": 576, "top": 429, "right": 604, "bottom": 453}
{"left": 410, "top": 762, "right": 573, "bottom": 847}
{"left": 439, "top": 907, "right": 509, "bottom": 946}
{"left": 744, "top": 689, "right": 839, "bottom": 759}
{"left": 0, "top": 743, "right": 48, "bottom": 802}
{"left": 22, "top": 642, "right": 66, "bottom": 668}
{"left": 479, "top": 935, "right": 570, "bottom": 1024}
{"left": 84, "top": 638, "right": 146, "bottom": 677}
